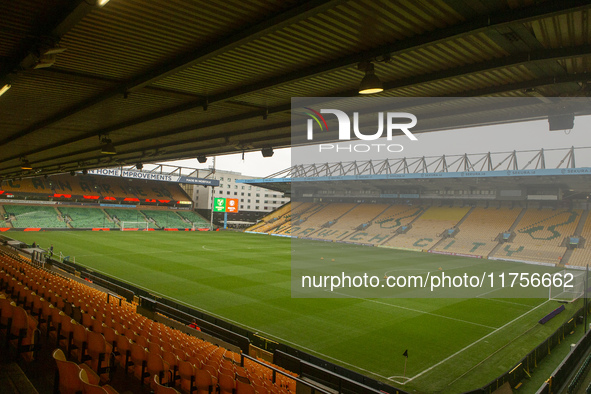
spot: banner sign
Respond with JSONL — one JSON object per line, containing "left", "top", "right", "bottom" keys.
{"left": 214, "top": 198, "right": 239, "bottom": 213}
{"left": 214, "top": 198, "right": 226, "bottom": 212}
{"left": 88, "top": 169, "right": 219, "bottom": 186}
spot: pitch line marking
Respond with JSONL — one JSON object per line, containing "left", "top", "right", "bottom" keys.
{"left": 391, "top": 299, "right": 551, "bottom": 384}
{"left": 60, "top": 245, "right": 547, "bottom": 386}
{"left": 69, "top": 263, "right": 392, "bottom": 382}
{"left": 329, "top": 290, "right": 497, "bottom": 330}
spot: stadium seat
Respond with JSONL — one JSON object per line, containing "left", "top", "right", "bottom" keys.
{"left": 87, "top": 330, "right": 113, "bottom": 379}
{"left": 154, "top": 375, "right": 182, "bottom": 394}
{"left": 130, "top": 342, "right": 150, "bottom": 384}
{"left": 115, "top": 334, "right": 132, "bottom": 371}
{"left": 217, "top": 372, "right": 234, "bottom": 394}
{"left": 80, "top": 368, "right": 119, "bottom": 394}
{"left": 53, "top": 348, "right": 100, "bottom": 394}
{"left": 71, "top": 323, "right": 89, "bottom": 362}
{"left": 178, "top": 358, "right": 197, "bottom": 393}
{"left": 235, "top": 379, "right": 256, "bottom": 394}
{"left": 147, "top": 351, "right": 171, "bottom": 390}
{"left": 30, "top": 294, "right": 44, "bottom": 320}
{"left": 252, "top": 382, "right": 268, "bottom": 394}
{"left": 194, "top": 369, "right": 216, "bottom": 394}
{"left": 8, "top": 305, "right": 40, "bottom": 361}
{"left": 57, "top": 314, "right": 77, "bottom": 354}
{"left": 0, "top": 298, "right": 15, "bottom": 347}
{"left": 202, "top": 364, "right": 219, "bottom": 382}
{"left": 163, "top": 350, "right": 180, "bottom": 384}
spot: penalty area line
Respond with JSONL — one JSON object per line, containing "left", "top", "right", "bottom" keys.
{"left": 394, "top": 299, "right": 551, "bottom": 385}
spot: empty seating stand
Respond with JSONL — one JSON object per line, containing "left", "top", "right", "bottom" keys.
{"left": 141, "top": 210, "right": 192, "bottom": 229}
{"left": 175, "top": 210, "right": 210, "bottom": 229}
{"left": 491, "top": 209, "right": 581, "bottom": 264}
{"left": 57, "top": 207, "right": 114, "bottom": 229}
{"left": 4, "top": 204, "right": 68, "bottom": 229}
{"left": 0, "top": 249, "right": 298, "bottom": 394}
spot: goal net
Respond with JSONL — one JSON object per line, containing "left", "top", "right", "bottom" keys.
{"left": 120, "top": 221, "right": 149, "bottom": 231}
{"left": 549, "top": 269, "right": 586, "bottom": 303}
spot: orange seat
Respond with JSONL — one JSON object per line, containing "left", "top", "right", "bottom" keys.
{"left": 53, "top": 348, "right": 100, "bottom": 394}
{"left": 0, "top": 298, "right": 15, "bottom": 346}
{"left": 101, "top": 324, "right": 118, "bottom": 351}
{"left": 147, "top": 352, "right": 171, "bottom": 390}
{"left": 58, "top": 314, "right": 77, "bottom": 354}
{"left": 217, "top": 372, "right": 235, "bottom": 394}
{"left": 154, "top": 375, "right": 181, "bottom": 394}
{"left": 178, "top": 359, "right": 197, "bottom": 393}
{"left": 130, "top": 342, "right": 149, "bottom": 384}
{"left": 235, "top": 380, "right": 256, "bottom": 394}
{"left": 195, "top": 369, "right": 216, "bottom": 394}
{"left": 30, "top": 294, "right": 44, "bottom": 320}
{"left": 202, "top": 364, "right": 218, "bottom": 382}
{"left": 8, "top": 305, "right": 40, "bottom": 361}
{"left": 80, "top": 369, "right": 119, "bottom": 394}
{"left": 82, "top": 312, "right": 95, "bottom": 329}
{"left": 87, "top": 330, "right": 113, "bottom": 379}
{"left": 252, "top": 382, "right": 268, "bottom": 394}
{"left": 163, "top": 350, "right": 180, "bottom": 384}
{"left": 115, "top": 334, "right": 133, "bottom": 371}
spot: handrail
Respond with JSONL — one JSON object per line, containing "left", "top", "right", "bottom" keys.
{"left": 241, "top": 353, "right": 333, "bottom": 394}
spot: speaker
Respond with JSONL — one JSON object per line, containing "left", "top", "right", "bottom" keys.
{"left": 261, "top": 147, "right": 274, "bottom": 157}
{"left": 548, "top": 114, "right": 574, "bottom": 131}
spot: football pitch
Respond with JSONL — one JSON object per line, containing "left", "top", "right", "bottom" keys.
{"left": 12, "top": 231, "right": 583, "bottom": 393}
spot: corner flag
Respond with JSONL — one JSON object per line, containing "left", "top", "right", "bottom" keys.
{"left": 403, "top": 349, "right": 409, "bottom": 377}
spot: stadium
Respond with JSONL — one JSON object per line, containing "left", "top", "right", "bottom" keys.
{"left": 1, "top": 1, "right": 591, "bottom": 394}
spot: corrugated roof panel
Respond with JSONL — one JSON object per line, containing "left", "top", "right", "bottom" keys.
{"left": 559, "top": 55, "right": 591, "bottom": 75}
{"left": 153, "top": 0, "right": 467, "bottom": 95}
{"left": 0, "top": 72, "right": 114, "bottom": 137}
{"left": 0, "top": 0, "right": 71, "bottom": 57}
{"left": 56, "top": 0, "right": 291, "bottom": 80}
{"left": 528, "top": 10, "right": 591, "bottom": 48}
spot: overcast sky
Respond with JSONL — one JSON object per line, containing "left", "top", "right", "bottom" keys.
{"left": 159, "top": 114, "right": 591, "bottom": 178}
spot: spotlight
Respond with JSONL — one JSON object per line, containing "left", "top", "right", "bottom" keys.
{"left": 261, "top": 147, "right": 274, "bottom": 158}
{"left": 70, "top": 171, "right": 76, "bottom": 176}
{"left": 197, "top": 155, "right": 207, "bottom": 164}
{"left": 21, "top": 158, "right": 33, "bottom": 170}
{"left": 0, "top": 84, "right": 11, "bottom": 97}
{"left": 136, "top": 163, "right": 143, "bottom": 170}
{"left": 100, "top": 137, "right": 117, "bottom": 155}
{"left": 82, "top": 169, "right": 88, "bottom": 175}
{"left": 358, "top": 62, "right": 383, "bottom": 95}
{"left": 97, "top": 0, "right": 110, "bottom": 6}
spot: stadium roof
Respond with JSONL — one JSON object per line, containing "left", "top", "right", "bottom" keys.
{"left": 1, "top": 0, "right": 591, "bottom": 180}
{"left": 238, "top": 147, "right": 591, "bottom": 195}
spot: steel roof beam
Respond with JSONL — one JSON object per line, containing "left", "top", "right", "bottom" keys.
{"left": 0, "top": 0, "right": 346, "bottom": 146}
{"left": 2, "top": 1, "right": 93, "bottom": 81}
{"left": 6, "top": 43, "right": 590, "bottom": 165}
{"left": 125, "top": 0, "right": 349, "bottom": 92}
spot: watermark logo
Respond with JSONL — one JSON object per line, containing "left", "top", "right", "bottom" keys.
{"left": 304, "top": 108, "right": 418, "bottom": 153}
{"left": 305, "top": 109, "right": 417, "bottom": 141}
{"left": 304, "top": 107, "right": 329, "bottom": 135}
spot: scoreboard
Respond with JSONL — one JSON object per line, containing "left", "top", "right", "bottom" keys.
{"left": 213, "top": 198, "right": 239, "bottom": 213}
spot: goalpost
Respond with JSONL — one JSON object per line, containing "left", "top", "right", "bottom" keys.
{"left": 120, "top": 221, "right": 149, "bottom": 231}
{"left": 549, "top": 269, "right": 586, "bottom": 303}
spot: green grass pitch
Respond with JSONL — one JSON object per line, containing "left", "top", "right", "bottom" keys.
{"left": 12, "top": 231, "right": 582, "bottom": 393}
